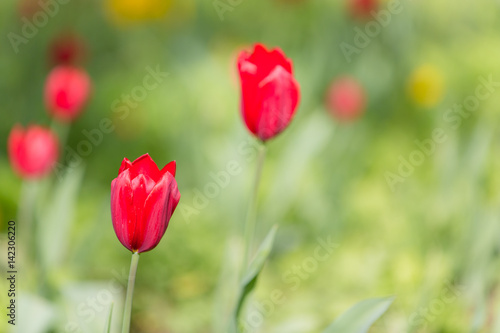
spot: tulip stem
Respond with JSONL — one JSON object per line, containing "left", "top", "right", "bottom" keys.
{"left": 50, "top": 119, "right": 70, "bottom": 149}
{"left": 122, "top": 252, "right": 140, "bottom": 333}
{"left": 18, "top": 180, "right": 39, "bottom": 261}
{"left": 243, "top": 143, "right": 267, "bottom": 269}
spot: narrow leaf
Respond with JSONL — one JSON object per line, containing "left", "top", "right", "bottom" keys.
{"left": 104, "top": 302, "right": 114, "bottom": 333}
{"left": 323, "top": 296, "right": 395, "bottom": 333}
{"left": 234, "top": 225, "right": 278, "bottom": 329}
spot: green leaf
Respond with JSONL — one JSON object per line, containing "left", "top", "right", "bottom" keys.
{"left": 234, "top": 225, "right": 278, "bottom": 331}
{"left": 38, "top": 167, "right": 84, "bottom": 270}
{"left": 104, "top": 302, "right": 114, "bottom": 333}
{"left": 323, "top": 296, "right": 395, "bottom": 333}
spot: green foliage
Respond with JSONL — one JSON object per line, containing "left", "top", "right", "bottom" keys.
{"left": 105, "top": 303, "right": 114, "bottom": 333}
{"left": 323, "top": 297, "right": 395, "bottom": 333}
{"left": 38, "top": 167, "right": 84, "bottom": 271}
{"left": 1, "top": 0, "right": 500, "bottom": 332}
{"left": 235, "top": 225, "right": 278, "bottom": 332}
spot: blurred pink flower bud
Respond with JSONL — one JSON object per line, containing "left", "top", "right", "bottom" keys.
{"left": 8, "top": 124, "right": 59, "bottom": 179}
{"left": 44, "top": 65, "right": 92, "bottom": 122}
{"left": 326, "top": 76, "right": 366, "bottom": 121}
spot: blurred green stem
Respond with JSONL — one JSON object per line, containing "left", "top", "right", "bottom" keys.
{"left": 122, "top": 252, "right": 140, "bottom": 333}
{"left": 243, "top": 143, "right": 267, "bottom": 270}
{"left": 50, "top": 120, "right": 70, "bottom": 148}
{"left": 18, "top": 180, "right": 39, "bottom": 259}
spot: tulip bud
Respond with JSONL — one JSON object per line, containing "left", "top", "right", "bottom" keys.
{"left": 326, "top": 76, "right": 366, "bottom": 121}
{"left": 44, "top": 65, "right": 91, "bottom": 122}
{"left": 237, "top": 43, "right": 300, "bottom": 142}
{"left": 8, "top": 124, "right": 59, "bottom": 179}
{"left": 49, "top": 32, "right": 87, "bottom": 66}
{"left": 111, "top": 154, "right": 180, "bottom": 253}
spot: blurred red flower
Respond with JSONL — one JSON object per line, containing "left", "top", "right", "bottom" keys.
{"left": 8, "top": 124, "right": 59, "bottom": 179}
{"left": 237, "top": 43, "right": 300, "bottom": 142}
{"left": 326, "top": 76, "right": 366, "bottom": 121}
{"left": 349, "top": 0, "right": 378, "bottom": 19}
{"left": 111, "top": 154, "right": 180, "bottom": 253}
{"left": 44, "top": 65, "right": 91, "bottom": 122}
{"left": 48, "top": 32, "right": 87, "bottom": 66}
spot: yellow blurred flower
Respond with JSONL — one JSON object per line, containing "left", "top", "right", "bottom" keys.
{"left": 107, "top": 0, "right": 172, "bottom": 24}
{"left": 408, "top": 64, "right": 445, "bottom": 108}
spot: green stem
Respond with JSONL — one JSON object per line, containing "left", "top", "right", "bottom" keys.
{"left": 122, "top": 252, "right": 140, "bottom": 333}
{"left": 50, "top": 119, "right": 71, "bottom": 151}
{"left": 18, "top": 180, "right": 39, "bottom": 260}
{"left": 243, "top": 143, "right": 267, "bottom": 270}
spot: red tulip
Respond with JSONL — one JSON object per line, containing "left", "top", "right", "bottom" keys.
{"left": 44, "top": 65, "right": 91, "bottom": 122}
{"left": 8, "top": 124, "right": 59, "bottom": 179}
{"left": 326, "top": 76, "right": 366, "bottom": 121}
{"left": 348, "top": 0, "right": 378, "bottom": 19}
{"left": 111, "top": 154, "right": 180, "bottom": 253}
{"left": 237, "top": 43, "right": 300, "bottom": 142}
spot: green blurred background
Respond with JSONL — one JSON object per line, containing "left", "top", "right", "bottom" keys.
{"left": 2, "top": 0, "right": 500, "bottom": 332}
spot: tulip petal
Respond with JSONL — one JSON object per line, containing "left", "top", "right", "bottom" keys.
{"left": 129, "top": 153, "right": 161, "bottom": 181}
{"left": 245, "top": 44, "right": 293, "bottom": 81}
{"left": 118, "top": 158, "right": 132, "bottom": 175}
{"left": 160, "top": 160, "right": 176, "bottom": 177}
{"left": 255, "top": 65, "right": 300, "bottom": 141}
{"left": 238, "top": 59, "right": 261, "bottom": 135}
{"left": 137, "top": 172, "right": 180, "bottom": 253}
{"left": 111, "top": 170, "right": 135, "bottom": 251}
{"left": 129, "top": 174, "right": 156, "bottom": 250}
